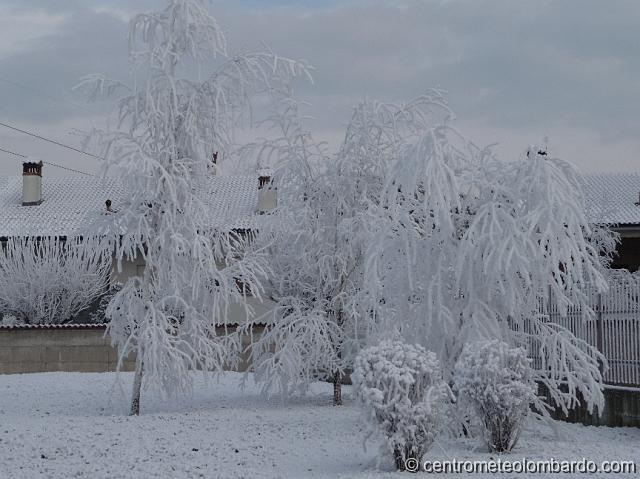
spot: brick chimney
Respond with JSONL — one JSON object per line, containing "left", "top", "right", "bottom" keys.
{"left": 256, "top": 169, "right": 276, "bottom": 214}
{"left": 22, "top": 161, "right": 43, "bottom": 206}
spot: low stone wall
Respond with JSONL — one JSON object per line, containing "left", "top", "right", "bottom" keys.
{"left": 556, "top": 387, "right": 640, "bottom": 428}
{"left": 541, "top": 383, "right": 640, "bottom": 428}
{"left": 0, "top": 324, "right": 260, "bottom": 375}
{"left": 0, "top": 325, "right": 135, "bottom": 374}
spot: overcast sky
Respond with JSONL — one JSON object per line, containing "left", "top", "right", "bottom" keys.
{"left": 0, "top": 0, "right": 639, "bottom": 177}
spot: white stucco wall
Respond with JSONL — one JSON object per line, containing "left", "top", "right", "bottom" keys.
{"left": 110, "top": 256, "right": 146, "bottom": 285}
{"left": 109, "top": 255, "right": 277, "bottom": 324}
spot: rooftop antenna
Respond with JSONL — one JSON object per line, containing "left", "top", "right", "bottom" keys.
{"left": 209, "top": 151, "right": 219, "bottom": 175}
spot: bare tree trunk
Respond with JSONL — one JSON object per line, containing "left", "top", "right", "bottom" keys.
{"left": 130, "top": 357, "right": 144, "bottom": 416}
{"left": 394, "top": 446, "right": 421, "bottom": 472}
{"left": 332, "top": 306, "right": 344, "bottom": 406}
{"left": 332, "top": 370, "right": 342, "bottom": 406}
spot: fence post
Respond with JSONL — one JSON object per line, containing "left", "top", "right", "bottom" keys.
{"left": 596, "top": 291, "right": 604, "bottom": 376}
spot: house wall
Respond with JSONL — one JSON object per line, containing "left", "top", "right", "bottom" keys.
{"left": 612, "top": 235, "right": 640, "bottom": 272}
{"left": 110, "top": 256, "right": 147, "bottom": 285}
{"left": 107, "top": 255, "right": 277, "bottom": 325}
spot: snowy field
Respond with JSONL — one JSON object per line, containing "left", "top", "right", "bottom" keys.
{"left": 0, "top": 372, "right": 638, "bottom": 479}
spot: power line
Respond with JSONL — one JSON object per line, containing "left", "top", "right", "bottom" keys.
{"left": 41, "top": 160, "right": 95, "bottom": 177}
{"left": 0, "top": 145, "right": 95, "bottom": 176}
{"left": 0, "top": 121, "right": 104, "bottom": 161}
{"left": 0, "top": 146, "right": 26, "bottom": 158}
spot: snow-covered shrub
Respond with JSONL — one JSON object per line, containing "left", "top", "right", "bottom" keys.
{"left": 454, "top": 340, "right": 534, "bottom": 453}
{"left": 0, "top": 314, "right": 20, "bottom": 326}
{"left": 353, "top": 340, "right": 450, "bottom": 471}
{"left": 0, "top": 237, "right": 112, "bottom": 325}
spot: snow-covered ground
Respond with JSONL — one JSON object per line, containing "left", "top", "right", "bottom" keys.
{"left": 0, "top": 372, "right": 637, "bottom": 478}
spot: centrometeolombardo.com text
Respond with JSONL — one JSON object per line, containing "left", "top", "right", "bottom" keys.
{"left": 403, "top": 458, "right": 637, "bottom": 474}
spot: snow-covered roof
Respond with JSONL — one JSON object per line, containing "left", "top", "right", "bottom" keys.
{"left": 196, "top": 175, "right": 261, "bottom": 230}
{"left": 1, "top": 172, "right": 637, "bottom": 236}
{"left": 583, "top": 172, "right": 640, "bottom": 226}
{"left": 0, "top": 175, "right": 260, "bottom": 237}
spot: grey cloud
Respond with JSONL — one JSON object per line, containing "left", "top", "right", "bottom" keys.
{"left": 0, "top": 0, "right": 638, "bottom": 174}
{"left": 217, "top": 0, "right": 640, "bottom": 140}
{"left": 0, "top": 6, "right": 130, "bottom": 122}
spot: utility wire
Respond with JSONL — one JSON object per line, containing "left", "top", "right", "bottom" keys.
{"left": 0, "top": 145, "right": 95, "bottom": 176}
{"left": 0, "top": 121, "right": 104, "bottom": 161}
{"left": 40, "top": 160, "right": 95, "bottom": 176}
{"left": 0, "top": 146, "right": 26, "bottom": 158}
{"left": 0, "top": 79, "right": 101, "bottom": 177}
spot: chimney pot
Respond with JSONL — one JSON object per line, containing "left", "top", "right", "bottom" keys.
{"left": 258, "top": 175, "right": 271, "bottom": 189}
{"left": 256, "top": 170, "right": 276, "bottom": 214}
{"left": 22, "top": 161, "right": 43, "bottom": 206}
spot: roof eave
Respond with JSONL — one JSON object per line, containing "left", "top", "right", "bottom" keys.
{"left": 612, "top": 224, "right": 640, "bottom": 238}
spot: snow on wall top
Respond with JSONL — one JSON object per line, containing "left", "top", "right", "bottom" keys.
{"left": 0, "top": 175, "right": 260, "bottom": 237}
{"left": 0, "top": 323, "right": 107, "bottom": 330}
{"left": 582, "top": 172, "right": 640, "bottom": 226}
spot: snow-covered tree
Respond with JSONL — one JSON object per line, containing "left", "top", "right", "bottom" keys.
{"left": 454, "top": 340, "right": 534, "bottom": 452}
{"left": 243, "top": 94, "right": 453, "bottom": 404}
{"left": 0, "top": 237, "right": 111, "bottom": 325}
{"left": 238, "top": 96, "right": 404, "bottom": 404}
{"left": 355, "top": 96, "right": 615, "bottom": 417}
{"left": 456, "top": 150, "right": 613, "bottom": 416}
{"left": 240, "top": 87, "right": 613, "bottom": 418}
{"left": 353, "top": 340, "right": 450, "bottom": 471}
{"left": 237, "top": 99, "right": 349, "bottom": 402}
{"left": 77, "top": 0, "right": 310, "bottom": 414}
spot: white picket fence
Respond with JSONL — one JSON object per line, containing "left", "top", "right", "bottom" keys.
{"left": 542, "top": 275, "right": 640, "bottom": 387}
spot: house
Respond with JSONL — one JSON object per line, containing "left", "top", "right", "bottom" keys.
{"left": 1, "top": 164, "right": 639, "bottom": 292}
{"left": 0, "top": 161, "right": 277, "bottom": 323}
{"left": 583, "top": 172, "right": 640, "bottom": 271}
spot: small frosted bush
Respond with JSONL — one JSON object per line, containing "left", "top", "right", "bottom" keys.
{"left": 353, "top": 340, "right": 449, "bottom": 471}
{"left": 454, "top": 340, "right": 534, "bottom": 452}
{"left": 0, "top": 314, "right": 20, "bottom": 326}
